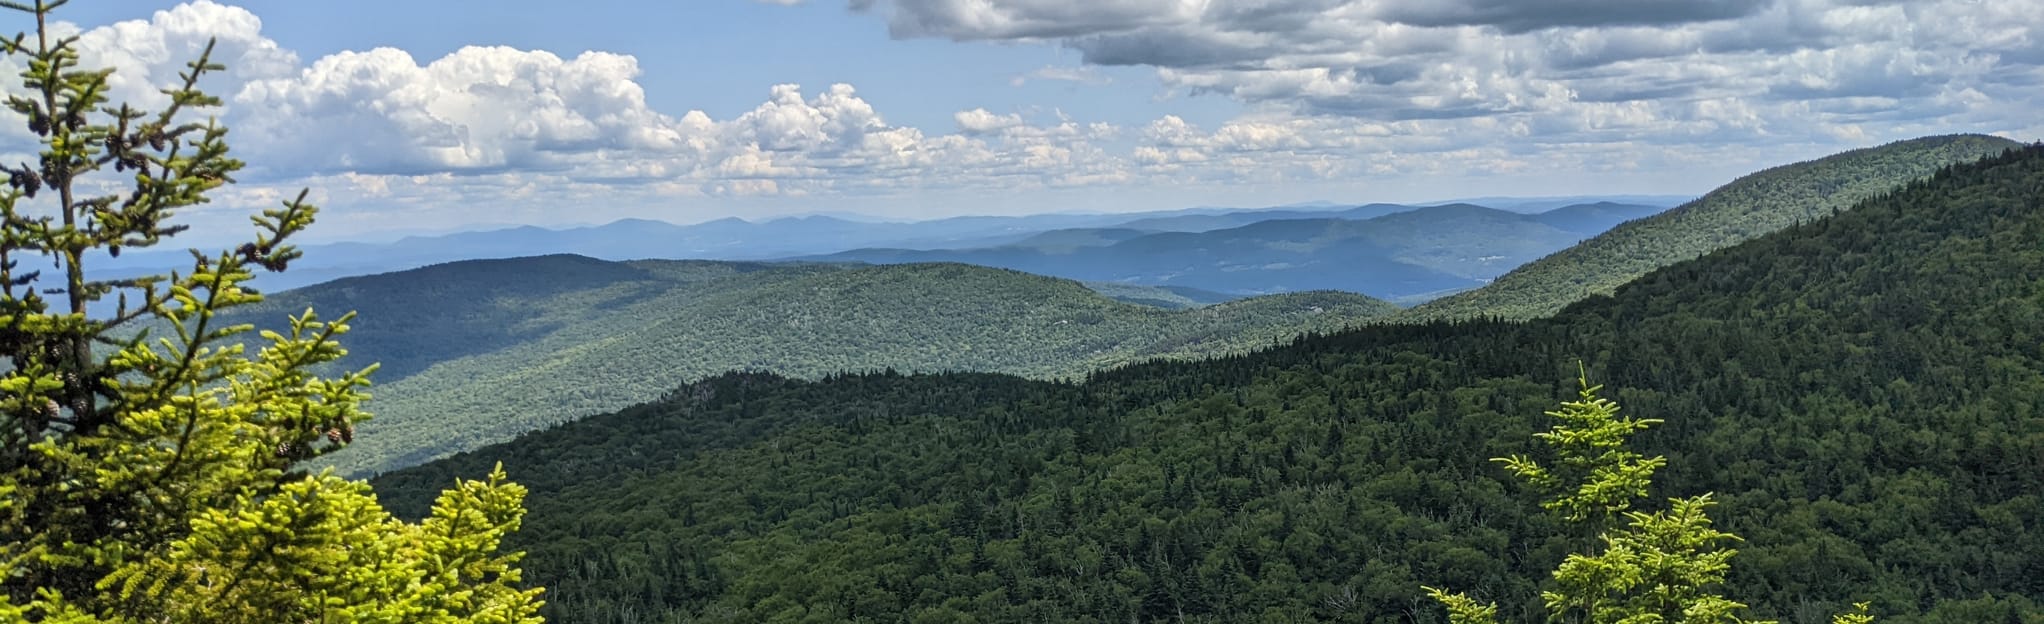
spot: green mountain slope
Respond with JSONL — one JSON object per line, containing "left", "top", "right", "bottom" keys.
{"left": 1405, "top": 134, "right": 2021, "bottom": 321}
{"left": 233, "top": 260, "right": 1396, "bottom": 475}
{"left": 377, "top": 146, "right": 2044, "bottom": 623}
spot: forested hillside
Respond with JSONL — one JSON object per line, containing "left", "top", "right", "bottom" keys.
{"left": 239, "top": 260, "right": 1396, "bottom": 475}
{"left": 377, "top": 145, "right": 2044, "bottom": 623}
{"left": 1407, "top": 133, "right": 2020, "bottom": 321}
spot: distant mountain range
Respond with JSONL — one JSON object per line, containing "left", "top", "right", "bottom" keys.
{"left": 86, "top": 196, "right": 1686, "bottom": 297}
{"left": 797, "top": 202, "right": 1669, "bottom": 302}
{"left": 1420, "top": 194, "right": 1696, "bottom": 213}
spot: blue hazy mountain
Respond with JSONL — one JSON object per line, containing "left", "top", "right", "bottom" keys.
{"left": 81, "top": 199, "right": 1669, "bottom": 298}
{"left": 798, "top": 202, "right": 1669, "bottom": 302}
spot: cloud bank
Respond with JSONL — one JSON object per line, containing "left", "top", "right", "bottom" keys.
{"left": 4, "top": 0, "right": 2038, "bottom": 236}
{"left": 847, "top": 0, "right": 2039, "bottom": 131}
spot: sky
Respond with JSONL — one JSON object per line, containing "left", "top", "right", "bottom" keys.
{"left": 9, "top": 0, "right": 2042, "bottom": 242}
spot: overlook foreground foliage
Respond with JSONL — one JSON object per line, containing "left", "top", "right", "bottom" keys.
{"left": 0, "top": 3, "right": 540, "bottom": 621}
{"left": 382, "top": 145, "right": 2044, "bottom": 622}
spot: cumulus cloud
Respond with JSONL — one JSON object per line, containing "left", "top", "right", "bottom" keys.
{"left": 232, "top": 46, "right": 688, "bottom": 176}
{"left": 73, "top": 1, "right": 300, "bottom": 107}
{"left": 955, "top": 108, "right": 1025, "bottom": 133}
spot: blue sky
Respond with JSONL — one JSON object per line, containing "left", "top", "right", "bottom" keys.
{"left": 19, "top": 1, "right": 2044, "bottom": 242}
{"left": 58, "top": 1, "right": 1241, "bottom": 132}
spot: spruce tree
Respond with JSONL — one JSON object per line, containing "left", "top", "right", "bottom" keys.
{"left": 0, "top": 1, "right": 542, "bottom": 621}
{"left": 1425, "top": 371, "right": 1872, "bottom": 624}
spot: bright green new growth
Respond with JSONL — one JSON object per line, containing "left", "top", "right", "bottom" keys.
{"left": 1426, "top": 372, "right": 1869, "bottom": 624}
{"left": 0, "top": 1, "right": 541, "bottom": 621}
{"left": 1495, "top": 370, "right": 1666, "bottom": 523}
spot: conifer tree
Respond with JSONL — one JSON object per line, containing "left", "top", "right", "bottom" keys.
{"left": 0, "top": 1, "right": 542, "bottom": 621}
{"left": 1425, "top": 371, "right": 1872, "bottom": 624}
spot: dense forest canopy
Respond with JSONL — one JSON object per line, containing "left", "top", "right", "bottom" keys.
{"left": 378, "top": 145, "right": 2044, "bottom": 623}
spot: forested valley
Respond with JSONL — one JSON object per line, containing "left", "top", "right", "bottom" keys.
{"left": 376, "top": 146, "right": 2044, "bottom": 622}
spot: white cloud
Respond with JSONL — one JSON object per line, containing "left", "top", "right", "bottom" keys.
{"left": 74, "top": 1, "right": 299, "bottom": 109}
{"left": 955, "top": 108, "right": 1025, "bottom": 134}
{"left": 234, "top": 45, "right": 684, "bottom": 175}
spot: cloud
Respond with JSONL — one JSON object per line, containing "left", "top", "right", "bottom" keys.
{"left": 1373, "top": 0, "right": 1773, "bottom": 33}
{"left": 73, "top": 1, "right": 301, "bottom": 107}
{"left": 233, "top": 46, "right": 687, "bottom": 176}
{"left": 6, "top": 0, "right": 2036, "bottom": 236}
{"left": 8, "top": 3, "right": 1151, "bottom": 211}
{"left": 844, "top": 0, "right": 2042, "bottom": 142}
{"left": 955, "top": 108, "right": 1025, "bottom": 133}
{"left": 1010, "top": 65, "right": 1114, "bottom": 87}
{"left": 866, "top": 0, "right": 1203, "bottom": 40}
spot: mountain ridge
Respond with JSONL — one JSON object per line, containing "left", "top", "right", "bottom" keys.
{"left": 1405, "top": 133, "right": 2023, "bottom": 321}
{"left": 801, "top": 201, "right": 1663, "bottom": 300}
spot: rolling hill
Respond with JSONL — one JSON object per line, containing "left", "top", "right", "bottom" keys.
{"left": 373, "top": 144, "right": 2044, "bottom": 623}
{"left": 1405, "top": 133, "right": 2022, "bottom": 321}
{"left": 802, "top": 202, "right": 1665, "bottom": 301}
{"left": 211, "top": 258, "right": 1397, "bottom": 475}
